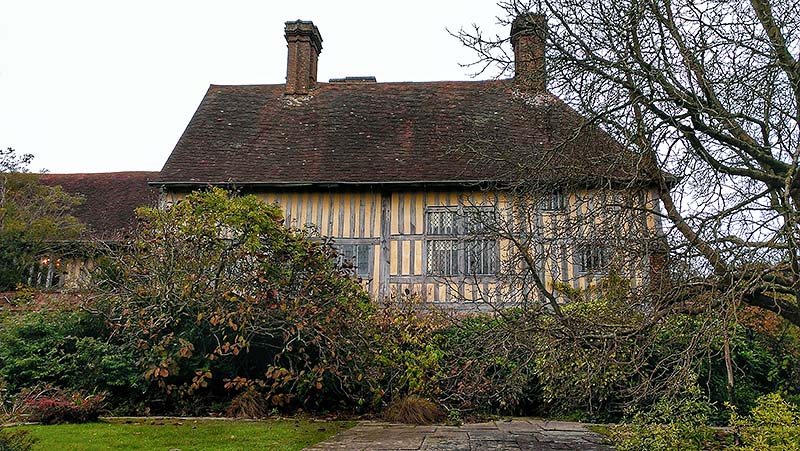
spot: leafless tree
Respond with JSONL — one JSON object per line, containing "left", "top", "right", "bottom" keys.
{"left": 453, "top": 0, "right": 800, "bottom": 328}
{"left": 442, "top": 187, "right": 707, "bottom": 408}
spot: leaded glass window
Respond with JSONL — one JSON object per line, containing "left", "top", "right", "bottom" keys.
{"left": 425, "top": 206, "right": 498, "bottom": 276}
{"left": 335, "top": 243, "right": 373, "bottom": 278}
{"left": 577, "top": 244, "right": 609, "bottom": 273}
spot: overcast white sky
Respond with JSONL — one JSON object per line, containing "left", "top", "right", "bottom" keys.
{"left": 0, "top": 1, "right": 509, "bottom": 174}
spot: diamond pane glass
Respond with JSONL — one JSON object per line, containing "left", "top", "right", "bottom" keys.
{"left": 426, "top": 210, "right": 457, "bottom": 235}
{"left": 427, "top": 240, "right": 459, "bottom": 275}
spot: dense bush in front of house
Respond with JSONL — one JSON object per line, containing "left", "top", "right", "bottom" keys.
{"left": 3, "top": 286, "right": 795, "bottom": 422}
{"left": 432, "top": 280, "right": 800, "bottom": 423}
{"left": 712, "top": 309, "right": 800, "bottom": 414}
{"left": 3, "top": 188, "right": 798, "bottom": 424}
{"left": 521, "top": 274, "right": 800, "bottom": 422}
{"left": 368, "top": 291, "right": 799, "bottom": 423}
{"left": 607, "top": 384, "right": 723, "bottom": 451}
{"left": 638, "top": 307, "right": 800, "bottom": 424}
{"left": 433, "top": 311, "right": 541, "bottom": 415}
{"left": 730, "top": 392, "right": 800, "bottom": 450}
{"left": 90, "top": 188, "right": 378, "bottom": 415}
{"left": 1, "top": 188, "right": 543, "bottom": 419}
{"left": 3, "top": 290, "right": 797, "bottom": 422}
{"left": 0, "top": 311, "right": 140, "bottom": 409}
{"left": 82, "top": 189, "right": 551, "bottom": 417}
{"left": 604, "top": 391, "right": 800, "bottom": 451}
{"left": 362, "top": 296, "right": 448, "bottom": 407}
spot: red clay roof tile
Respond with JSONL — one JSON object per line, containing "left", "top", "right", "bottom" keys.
{"left": 155, "top": 80, "right": 654, "bottom": 187}
{"left": 38, "top": 171, "right": 160, "bottom": 239}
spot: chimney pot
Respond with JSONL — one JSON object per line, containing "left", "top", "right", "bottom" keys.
{"left": 511, "top": 13, "right": 547, "bottom": 91}
{"left": 284, "top": 20, "right": 323, "bottom": 95}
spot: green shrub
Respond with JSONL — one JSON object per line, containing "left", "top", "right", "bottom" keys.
{"left": 700, "top": 315, "right": 800, "bottom": 418}
{"left": 367, "top": 295, "right": 446, "bottom": 406}
{"left": 637, "top": 307, "right": 800, "bottom": 424}
{"left": 730, "top": 393, "right": 800, "bottom": 450}
{"left": 365, "top": 304, "right": 542, "bottom": 417}
{"left": 610, "top": 423, "right": 721, "bottom": 451}
{"left": 609, "top": 385, "right": 723, "bottom": 451}
{"left": 434, "top": 312, "right": 540, "bottom": 415}
{"left": 93, "top": 188, "right": 376, "bottom": 414}
{"left": 446, "top": 409, "right": 463, "bottom": 426}
{"left": 0, "top": 311, "right": 139, "bottom": 407}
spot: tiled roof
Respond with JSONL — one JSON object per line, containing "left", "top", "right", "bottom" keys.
{"left": 155, "top": 80, "right": 656, "bottom": 187}
{"left": 38, "top": 172, "right": 160, "bottom": 239}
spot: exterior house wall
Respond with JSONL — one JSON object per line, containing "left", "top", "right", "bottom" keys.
{"left": 162, "top": 186, "right": 662, "bottom": 309}
{"left": 28, "top": 253, "right": 95, "bottom": 291}
{"left": 36, "top": 171, "right": 161, "bottom": 292}
{"left": 60, "top": 257, "right": 94, "bottom": 290}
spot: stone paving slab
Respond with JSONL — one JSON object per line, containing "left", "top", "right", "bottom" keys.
{"left": 420, "top": 438, "right": 471, "bottom": 451}
{"left": 304, "top": 418, "right": 613, "bottom": 451}
{"left": 541, "top": 421, "right": 590, "bottom": 431}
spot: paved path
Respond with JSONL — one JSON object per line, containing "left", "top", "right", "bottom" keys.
{"left": 305, "top": 418, "right": 612, "bottom": 451}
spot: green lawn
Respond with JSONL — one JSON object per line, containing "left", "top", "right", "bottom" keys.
{"left": 12, "top": 418, "right": 353, "bottom": 451}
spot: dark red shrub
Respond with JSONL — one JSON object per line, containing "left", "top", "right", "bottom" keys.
{"left": 21, "top": 386, "right": 105, "bottom": 424}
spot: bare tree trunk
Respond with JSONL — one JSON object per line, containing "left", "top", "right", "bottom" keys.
{"left": 723, "top": 325, "right": 735, "bottom": 407}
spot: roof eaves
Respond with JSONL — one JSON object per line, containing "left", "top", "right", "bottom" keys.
{"left": 149, "top": 176, "right": 663, "bottom": 191}
{"left": 148, "top": 179, "right": 501, "bottom": 189}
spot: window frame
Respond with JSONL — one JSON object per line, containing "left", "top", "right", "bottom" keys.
{"left": 539, "top": 189, "right": 567, "bottom": 211}
{"left": 576, "top": 242, "right": 610, "bottom": 274}
{"left": 426, "top": 238, "right": 461, "bottom": 276}
{"left": 424, "top": 205, "right": 499, "bottom": 277}
{"left": 334, "top": 240, "right": 374, "bottom": 279}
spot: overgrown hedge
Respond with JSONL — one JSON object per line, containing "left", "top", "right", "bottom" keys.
{"left": 607, "top": 392, "right": 800, "bottom": 451}
{"left": 0, "top": 189, "right": 798, "bottom": 424}
{"left": 0, "top": 311, "right": 139, "bottom": 407}
{"left": 1, "top": 297, "right": 798, "bottom": 422}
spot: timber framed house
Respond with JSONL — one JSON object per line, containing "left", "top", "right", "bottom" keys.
{"left": 152, "top": 17, "right": 665, "bottom": 308}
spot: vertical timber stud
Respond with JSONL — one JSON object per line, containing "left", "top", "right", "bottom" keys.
{"left": 379, "top": 193, "right": 392, "bottom": 300}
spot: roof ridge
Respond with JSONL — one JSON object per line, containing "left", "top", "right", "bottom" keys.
{"left": 209, "top": 79, "right": 513, "bottom": 89}
{"left": 40, "top": 171, "right": 161, "bottom": 176}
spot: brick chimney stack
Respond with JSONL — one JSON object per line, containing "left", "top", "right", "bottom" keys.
{"left": 284, "top": 20, "right": 323, "bottom": 95}
{"left": 511, "top": 13, "right": 547, "bottom": 91}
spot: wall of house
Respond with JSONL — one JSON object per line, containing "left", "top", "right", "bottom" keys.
{"left": 163, "top": 187, "right": 663, "bottom": 310}
{"left": 28, "top": 254, "right": 94, "bottom": 291}
{"left": 60, "top": 257, "right": 94, "bottom": 290}
{"left": 258, "top": 190, "right": 383, "bottom": 299}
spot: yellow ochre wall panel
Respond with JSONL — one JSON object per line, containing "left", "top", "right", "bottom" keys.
{"left": 159, "top": 187, "right": 660, "bottom": 304}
